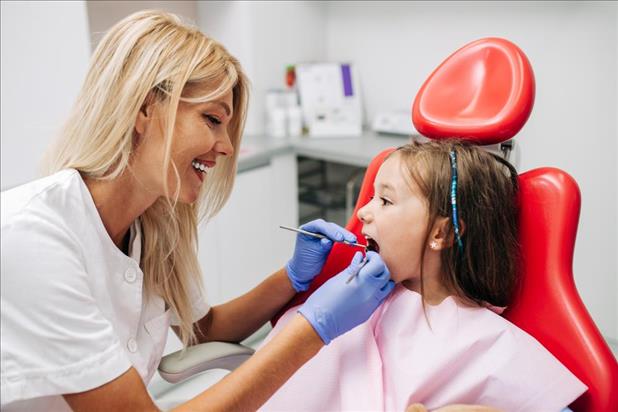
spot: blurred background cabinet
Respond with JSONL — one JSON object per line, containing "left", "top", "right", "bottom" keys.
{"left": 297, "top": 156, "right": 365, "bottom": 227}
{"left": 198, "top": 152, "right": 297, "bottom": 306}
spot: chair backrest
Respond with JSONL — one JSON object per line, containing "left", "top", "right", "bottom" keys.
{"left": 506, "top": 167, "right": 618, "bottom": 411}
{"left": 275, "top": 37, "right": 618, "bottom": 411}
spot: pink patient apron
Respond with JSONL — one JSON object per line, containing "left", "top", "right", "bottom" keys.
{"left": 259, "top": 285, "right": 586, "bottom": 412}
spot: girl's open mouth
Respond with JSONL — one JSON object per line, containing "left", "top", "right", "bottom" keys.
{"left": 365, "top": 236, "right": 380, "bottom": 253}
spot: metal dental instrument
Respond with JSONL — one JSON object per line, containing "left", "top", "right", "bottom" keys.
{"left": 279, "top": 225, "right": 367, "bottom": 285}
{"left": 279, "top": 225, "right": 367, "bottom": 249}
{"left": 345, "top": 256, "right": 368, "bottom": 284}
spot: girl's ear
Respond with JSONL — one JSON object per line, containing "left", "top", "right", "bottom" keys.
{"left": 429, "top": 216, "right": 466, "bottom": 250}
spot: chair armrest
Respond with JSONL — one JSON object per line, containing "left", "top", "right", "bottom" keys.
{"left": 158, "top": 341, "right": 255, "bottom": 383}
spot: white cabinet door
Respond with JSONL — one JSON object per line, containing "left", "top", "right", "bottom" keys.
{"left": 198, "top": 153, "right": 297, "bottom": 305}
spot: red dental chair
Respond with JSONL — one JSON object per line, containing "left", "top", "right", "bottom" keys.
{"left": 275, "top": 38, "right": 618, "bottom": 411}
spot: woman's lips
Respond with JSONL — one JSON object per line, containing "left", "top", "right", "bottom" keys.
{"left": 193, "top": 167, "right": 205, "bottom": 182}
{"left": 191, "top": 158, "right": 215, "bottom": 184}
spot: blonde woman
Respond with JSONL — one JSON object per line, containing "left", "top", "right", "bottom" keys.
{"left": 0, "top": 11, "right": 394, "bottom": 412}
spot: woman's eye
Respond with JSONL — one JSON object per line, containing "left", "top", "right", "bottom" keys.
{"left": 203, "top": 114, "right": 221, "bottom": 126}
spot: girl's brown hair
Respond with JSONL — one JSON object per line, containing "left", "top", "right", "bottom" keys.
{"left": 392, "top": 140, "right": 520, "bottom": 307}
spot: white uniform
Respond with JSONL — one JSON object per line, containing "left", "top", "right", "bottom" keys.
{"left": 1, "top": 169, "right": 209, "bottom": 411}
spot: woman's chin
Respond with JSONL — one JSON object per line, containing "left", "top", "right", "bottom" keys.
{"left": 180, "top": 191, "right": 199, "bottom": 204}
{"left": 176, "top": 174, "right": 204, "bottom": 204}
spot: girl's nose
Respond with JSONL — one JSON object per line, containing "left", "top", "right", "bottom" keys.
{"left": 357, "top": 204, "right": 372, "bottom": 223}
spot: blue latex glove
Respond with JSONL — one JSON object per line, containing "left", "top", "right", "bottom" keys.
{"left": 285, "top": 219, "right": 358, "bottom": 292}
{"left": 298, "top": 251, "right": 395, "bottom": 344}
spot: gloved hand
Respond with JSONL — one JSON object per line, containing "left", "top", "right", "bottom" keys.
{"left": 285, "top": 219, "right": 358, "bottom": 292}
{"left": 298, "top": 251, "right": 395, "bottom": 344}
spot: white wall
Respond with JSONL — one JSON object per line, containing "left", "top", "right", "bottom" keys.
{"left": 323, "top": 1, "right": 618, "bottom": 340}
{"left": 197, "top": 1, "right": 326, "bottom": 135}
{"left": 615, "top": 8, "right": 618, "bottom": 350}
{"left": 86, "top": 1, "right": 197, "bottom": 46}
{"left": 0, "top": 1, "right": 91, "bottom": 190}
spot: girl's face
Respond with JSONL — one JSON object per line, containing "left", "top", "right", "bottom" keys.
{"left": 132, "top": 88, "right": 234, "bottom": 204}
{"left": 357, "top": 155, "right": 430, "bottom": 283}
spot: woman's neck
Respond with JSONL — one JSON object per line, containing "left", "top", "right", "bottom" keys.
{"left": 83, "top": 170, "right": 157, "bottom": 250}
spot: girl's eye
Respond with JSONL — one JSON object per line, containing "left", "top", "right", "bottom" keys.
{"left": 202, "top": 114, "right": 221, "bottom": 127}
{"left": 380, "top": 197, "right": 392, "bottom": 206}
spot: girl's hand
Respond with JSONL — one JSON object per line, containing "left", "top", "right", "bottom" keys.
{"left": 285, "top": 219, "right": 357, "bottom": 292}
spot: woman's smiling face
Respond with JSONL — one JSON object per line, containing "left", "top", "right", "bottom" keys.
{"left": 132, "top": 87, "right": 234, "bottom": 204}
{"left": 357, "top": 154, "right": 430, "bottom": 283}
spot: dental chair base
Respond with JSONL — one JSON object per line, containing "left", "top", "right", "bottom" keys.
{"left": 158, "top": 341, "right": 255, "bottom": 384}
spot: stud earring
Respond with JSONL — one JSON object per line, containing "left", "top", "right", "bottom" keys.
{"left": 430, "top": 241, "right": 439, "bottom": 250}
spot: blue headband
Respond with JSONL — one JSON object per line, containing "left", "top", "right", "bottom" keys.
{"left": 449, "top": 150, "right": 464, "bottom": 252}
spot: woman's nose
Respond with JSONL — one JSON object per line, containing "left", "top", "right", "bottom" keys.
{"left": 216, "top": 132, "right": 234, "bottom": 157}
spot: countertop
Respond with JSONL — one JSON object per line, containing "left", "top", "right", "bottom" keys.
{"left": 237, "top": 132, "right": 413, "bottom": 172}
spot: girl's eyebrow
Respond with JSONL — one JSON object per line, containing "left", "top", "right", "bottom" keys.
{"left": 377, "top": 182, "right": 395, "bottom": 192}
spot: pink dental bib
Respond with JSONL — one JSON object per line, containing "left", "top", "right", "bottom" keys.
{"left": 260, "top": 285, "right": 586, "bottom": 412}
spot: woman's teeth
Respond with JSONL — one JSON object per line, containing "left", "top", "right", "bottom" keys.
{"left": 192, "top": 160, "right": 209, "bottom": 174}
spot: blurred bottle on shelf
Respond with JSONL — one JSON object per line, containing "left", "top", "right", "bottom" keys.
{"left": 265, "top": 65, "right": 303, "bottom": 138}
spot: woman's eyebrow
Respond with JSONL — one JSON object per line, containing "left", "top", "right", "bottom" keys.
{"left": 214, "top": 101, "right": 231, "bottom": 116}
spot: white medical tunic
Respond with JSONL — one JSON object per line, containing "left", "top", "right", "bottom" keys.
{"left": 1, "top": 169, "right": 210, "bottom": 411}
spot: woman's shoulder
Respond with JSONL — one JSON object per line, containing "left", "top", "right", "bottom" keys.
{"left": 1, "top": 169, "right": 89, "bottom": 261}
{"left": 1, "top": 169, "right": 81, "bottom": 224}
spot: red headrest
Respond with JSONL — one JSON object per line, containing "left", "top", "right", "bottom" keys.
{"left": 412, "top": 37, "right": 535, "bottom": 145}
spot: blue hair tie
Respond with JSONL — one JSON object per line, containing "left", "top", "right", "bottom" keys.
{"left": 449, "top": 150, "right": 464, "bottom": 252}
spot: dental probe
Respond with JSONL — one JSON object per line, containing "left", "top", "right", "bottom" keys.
{"left": 345, "top": 256, "right": 368, "bottom": 284}
{"left": 279, "top": 225, "right": 367, "bottom": 249}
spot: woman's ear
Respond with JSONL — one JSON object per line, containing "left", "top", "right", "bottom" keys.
{"left": 134, "top": 93, "right": 156, "bottom": 136}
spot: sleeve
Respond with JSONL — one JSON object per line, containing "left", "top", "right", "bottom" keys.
{"left": 169, "top": 275, "right": 210, "bottom": 326}
{"left": 0, "top": 215, "right": 132, "bottom": 406}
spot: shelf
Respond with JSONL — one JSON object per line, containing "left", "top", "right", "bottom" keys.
{"left": 299, "top": 185, "right": 348, "bottom": 210}
{"left": 296, "top": 155, "right": 366, "bottom": 227}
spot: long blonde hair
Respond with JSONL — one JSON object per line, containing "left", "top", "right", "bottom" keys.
{"left": 44, "top": 10, "right": 249, "bottom": 346}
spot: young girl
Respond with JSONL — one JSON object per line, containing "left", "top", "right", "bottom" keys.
{"left": 259, "top": 140, "right": 587, "bottom": 411}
